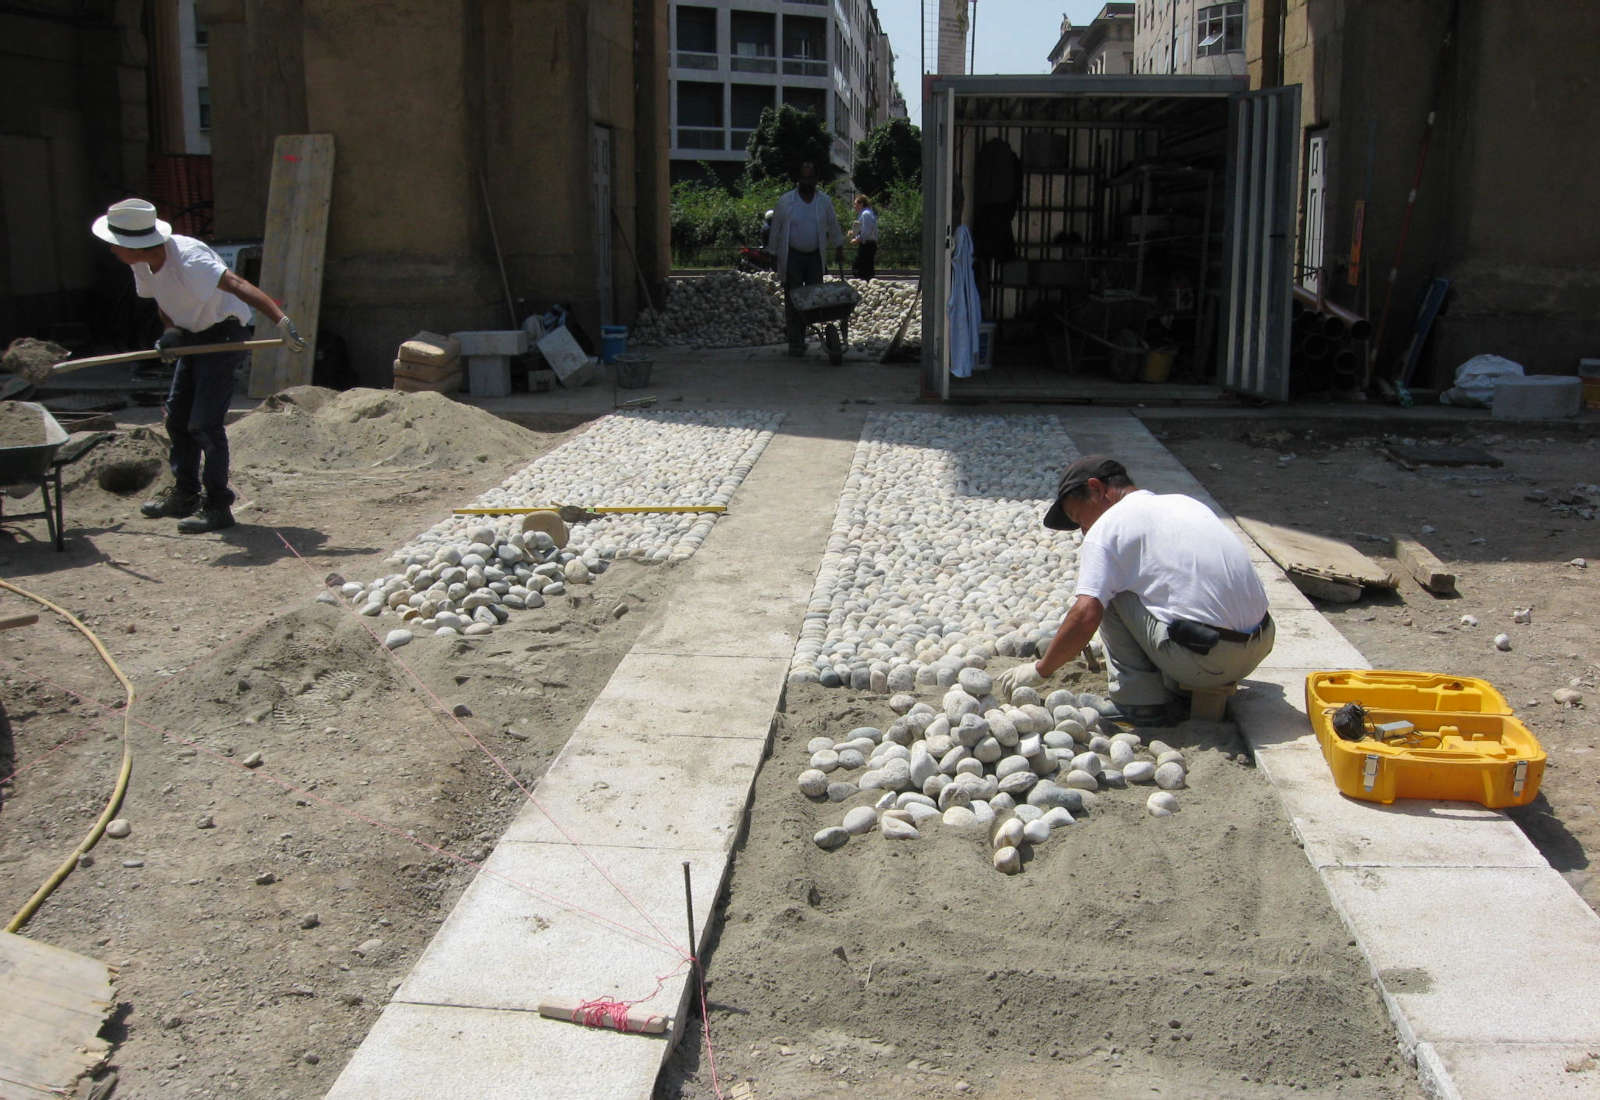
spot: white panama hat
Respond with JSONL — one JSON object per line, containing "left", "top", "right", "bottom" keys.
{"left": 91, "top": 198, "right": 172, "bottom": 248}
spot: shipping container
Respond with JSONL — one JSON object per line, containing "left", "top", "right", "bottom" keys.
{"left": 921, "top": 75, "right": 1300, "bottom": 402}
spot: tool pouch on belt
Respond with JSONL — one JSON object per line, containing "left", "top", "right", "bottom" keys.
{"left": 1168, "top": 619, "right": 1221, "bottom": 655}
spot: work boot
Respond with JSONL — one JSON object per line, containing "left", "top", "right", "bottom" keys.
{"left": 140, "top": 486, "right": 199, "bottom": 519}
{"left": 177, "top": 503, "right": 236, "bottom": 533}
{"left": 1099, "top": 699, "right": 1185, "bottom": 727}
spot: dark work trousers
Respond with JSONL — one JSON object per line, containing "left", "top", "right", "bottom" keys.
{"left": 852, "top": 240, "right": 878, "bottom": 281}
{"left": 164, "top": 318, "right": 250, "bottom": 507}
{"left": 783, "top": 247, "right": 825, "bottom": 352}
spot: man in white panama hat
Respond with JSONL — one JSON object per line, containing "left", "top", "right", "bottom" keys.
{"left": 92, "top": 197, "right": 305, "bottom": 532}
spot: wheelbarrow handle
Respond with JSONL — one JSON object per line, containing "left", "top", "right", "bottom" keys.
{"left": 50, "top": 338, "right": 289, "bottom": 375}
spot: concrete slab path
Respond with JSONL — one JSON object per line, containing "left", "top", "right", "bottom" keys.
{"left": 325, "top": 410, "right": 863, "bottom": 1099}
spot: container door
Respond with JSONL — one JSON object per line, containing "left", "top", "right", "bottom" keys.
{"left": 922, "top": 87, "right": 955, "bottom": 399}
{"left": 1221, "top": 85, "right": 1300, "bottom": 401}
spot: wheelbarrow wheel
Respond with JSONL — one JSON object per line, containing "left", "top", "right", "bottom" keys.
{"left": 824, "top": 323, "right": 843, "bottom": 366}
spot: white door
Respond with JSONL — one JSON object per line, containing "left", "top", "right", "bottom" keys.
{"left": 1221, "top": 85, "right": 1301, "bottom": 402}
{"left": 593, "top": 125, "right": 614, "bottom": 327}
{"left": 1302, "top": 132, "right": 1327, "bottom": 293}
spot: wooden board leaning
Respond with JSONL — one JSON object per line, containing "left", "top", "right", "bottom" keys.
{"left": 248, "top": 134, "right": 335, "bottom": 398}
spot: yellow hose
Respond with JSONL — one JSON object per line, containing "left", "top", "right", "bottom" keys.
{"left": 2, "top": 577, "right": 135, "bottom": 933}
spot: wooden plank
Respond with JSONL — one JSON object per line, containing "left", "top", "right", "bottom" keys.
{"left": 0, "top": 932, "right": 115, "bottom": 1098}
{"left": 1393, "top": 534, "right": 1457, "bottom": 595}
{"left": 0, "top": 612, "right": 39, "bottom": 631}
{"left": 248, "top": 133, "right": 335, "bottom": 398}
{"left": 1288, "top": 571, "right": 1363, "bottom": 603}
{"left": 1236, "top": 516, "right": 1398, "bottom": 590}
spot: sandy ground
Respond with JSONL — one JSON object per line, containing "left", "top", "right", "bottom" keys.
{"left": 3, "top": 389, "right": 1591, "bottom": 1100}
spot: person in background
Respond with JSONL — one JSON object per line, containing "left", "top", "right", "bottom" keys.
{"left": 93, "top": 198, "right": 305, "bottom": 533}
{"left": 994, "top": 455, "right": 1275, "bottom": 725}
{"left": 850, "top": 194, "right": 878, "bottom": 281}
{"left": 770, "top": 161, "right": 845, "bottom": 357}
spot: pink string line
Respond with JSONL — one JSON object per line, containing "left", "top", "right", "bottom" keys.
{"left": 272, "top": 530, "right": 687, "bottom": 956}
{"left": 0, "top": 718, "right": 98, "bottom": 787}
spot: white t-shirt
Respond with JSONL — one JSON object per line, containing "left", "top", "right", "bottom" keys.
{"left": 133, "top": 234, "right": 252, "bottom": 331}
{"left": 855, "top": 207, "right": 878, "bottom": 242}
{"left": 1075, "top": 489, "right": 1268, "bottom": 632}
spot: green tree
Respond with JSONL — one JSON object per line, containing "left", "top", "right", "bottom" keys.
{"left": 743, "top": 104, "right": 840, "bottom": 185}
{"left": 852, "top": 118, "right": 922, "bottom": 197}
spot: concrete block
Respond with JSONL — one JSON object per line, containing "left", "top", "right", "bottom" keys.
{"left": 1492, "top": 375, "right": 1583, "bottom": 419}
{"left": 1253, "top": 608, "right": 1369, "bottom": 672}
{"left": 576, "top": 651, "right": 787, "bottom": 738}
{"left": 628, "top": 575, "right": 805, "bottom": 658}
{"left": 452, "top": 329, "right": 530, "bottom": 357}
{"left": 326, "top": 1000, "right": 664, "bottom": 1100}
{"left": 466, "top": 355, "right": 512, "bottom": 397}
{"left": 505, "top": 730, "right": 766, "bottom": 850}
{"left": 1417, "top": 1040, "right": 1600, "bottom": 1099}
{"left": 395, "top": 841, "right": 724, "bottom": 1013}
{"left": 1320, "top": 865, "right": 1600, "bottom": 1046}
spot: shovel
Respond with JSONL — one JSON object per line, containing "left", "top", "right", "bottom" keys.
{"left": 8, "top": 338, "right": 290, "bottom": 386}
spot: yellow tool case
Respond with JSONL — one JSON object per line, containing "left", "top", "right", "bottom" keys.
{"left": 1305, "top": 670, "right": 1546, "bottom": 808}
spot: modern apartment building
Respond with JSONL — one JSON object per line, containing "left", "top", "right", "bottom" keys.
{"left": 668, "top": 0, "right": 900, "bottom": 183}
{"left": 1134, "top": 0, "right": 1247, "bottom": 76}
{"left": 1047, "top": 3, "right": 1135, "bottom": 75}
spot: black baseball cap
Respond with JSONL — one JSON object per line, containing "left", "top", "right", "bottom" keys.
{"left": 1042, "top": 455, "right": 1127, "bottom": 530}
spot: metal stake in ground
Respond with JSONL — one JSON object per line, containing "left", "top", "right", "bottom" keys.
{"left": 683, "top": 860, "right": 700, "bottom": 999}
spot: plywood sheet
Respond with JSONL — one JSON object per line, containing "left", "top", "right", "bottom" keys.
{"left": 1236, "top": 516, "right": 1397, "bottom": 590}
{"left": 0, "top": 932, "right": 115, "bottom": 1099}
{"left": 248, "top": 133, "right": 335, "bottom": 398}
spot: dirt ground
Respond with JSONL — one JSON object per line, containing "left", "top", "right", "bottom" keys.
{"left": 3, "top": 396, "right": 1593, "bottom": 1100}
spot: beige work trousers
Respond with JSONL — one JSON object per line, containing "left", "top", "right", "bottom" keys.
{"left": 1098, "top": 592, "right": 1276, "bottom": 706}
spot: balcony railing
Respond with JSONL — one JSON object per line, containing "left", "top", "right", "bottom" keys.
{"left": 782, "top": 57, "right": 827, "bottom": 77}
{"left": 730, "top": 128, "right": 755, "bottom": 151}
{"left": 676, "top": 127, "right": 725, "bottom": 151}
{"left": 730, "top": 55, "right": 777, "bottom": 74}
{"left": 674, "top": 50, "right": 718, "bottom": 70}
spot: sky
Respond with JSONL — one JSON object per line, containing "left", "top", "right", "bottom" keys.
{"left": 874, "top": 1, "right": 1110, "bottom": 126}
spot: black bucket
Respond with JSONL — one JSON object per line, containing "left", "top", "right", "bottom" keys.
{"left": 614, "top": 354, "right": 652, "bottom": 389}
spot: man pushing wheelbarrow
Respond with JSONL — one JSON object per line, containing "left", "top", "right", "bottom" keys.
{"left": 770, "top": 161, "right": 852, "bottom": 361}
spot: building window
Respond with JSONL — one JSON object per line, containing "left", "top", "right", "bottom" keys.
{"left": 676, "top": 5, "right": 717, "bottom": 54}
{"left": 676, "top": 81, "right": 723, "bottom": 150}
{"left": 197, "top": 85, "right": 211, "bottom": 131}
{"left": 194, "top": 4, "right": 208, "bottom": 46}
{"left": 1196, "top": 1, "right": 1244, "bottom": 56}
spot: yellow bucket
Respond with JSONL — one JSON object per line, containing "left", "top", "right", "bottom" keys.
{"left": 1141, "top": 346, "right": 1176, "bottom": 384}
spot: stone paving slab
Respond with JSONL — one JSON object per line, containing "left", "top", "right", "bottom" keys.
{"left": 1416, "top": 1041, "right": 1600, "bottom": 1099}
{"left": 1321, "top": 865, "right": 1600, "bottom": 1046}
{"left": 326, "top": 1001, "right": 661, "bottom": 1100}
{"left": 395, "top": 841, "right": 723, "bottom": 1013}
{"left": 502, "top": 732, "right": 768, "bottom": 850}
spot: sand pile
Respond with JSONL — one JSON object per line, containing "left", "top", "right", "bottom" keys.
{"left": 0, "top": 402, "right": 49, "bottom": 447}
{"left": 229, "top": 386, "right": 544, "bottom": 471}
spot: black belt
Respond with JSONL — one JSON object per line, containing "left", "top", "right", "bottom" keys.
{"left": 1214, "top": 613, "right": 1272, "bottom": 643}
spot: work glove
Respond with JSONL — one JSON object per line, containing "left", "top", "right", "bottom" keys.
{"left": 277, "top": 314, "right": 307, "bottom": 353}
{"left": 994, "top": 661, "right": 1046, "bottom": 701}
{"left": 155, "top": 328, "right": 184, "bottom": 363}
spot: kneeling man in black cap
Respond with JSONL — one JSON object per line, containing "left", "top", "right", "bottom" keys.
{"left": 994, "top": 456, "right": 1275, "bottom": 724}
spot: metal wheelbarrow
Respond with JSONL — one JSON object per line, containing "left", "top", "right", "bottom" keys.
{"left": 0, "top": 402, "right": 71, "bottom": 550}
{"left": 789, "top": 270, "right": 860, "bottom": 366}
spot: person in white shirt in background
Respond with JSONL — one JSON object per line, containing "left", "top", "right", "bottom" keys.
{"left": 770, "top": 161, "right": 844, "bottom": 357}
{"left": 849, "top": 194, "right": 878, "bottom": 281}
{"left": 92, "top": 198, "right": 304, "bottom": 533}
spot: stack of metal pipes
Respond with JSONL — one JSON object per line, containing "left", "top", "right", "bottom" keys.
{"left": 1290, "top": 285, "right": 1372, "bottom": 394}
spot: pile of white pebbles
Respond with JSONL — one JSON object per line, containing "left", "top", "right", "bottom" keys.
{"left": 788, "top": 412, "right": 1082, "bottom": 692}
{"left": 324, "top": 409, "right": 781, "bottom": 643}
{"left": 803, "top": 675, "right": 1191, "bottom": 874}
{"left": 631, "top": 270, "right": 920, "bottom": 357}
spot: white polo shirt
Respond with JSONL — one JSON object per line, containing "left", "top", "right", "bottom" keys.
{"left": 133, "top": 234, "right": 252, "bottom": 332}
{"left": 1075, "top": 489, "right": 1269, "bottom": 633}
